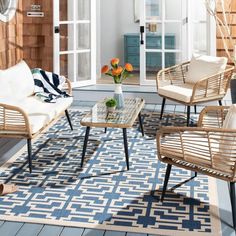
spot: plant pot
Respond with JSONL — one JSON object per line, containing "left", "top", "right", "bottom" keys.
{"left": 231, "top": 76, "right": 236, "bottom": 104}
{"left": 114, "top": 83, "right": 124, "bottom": 109}
{"left": 107, "top": 106, "right": 116, "bottom": 113}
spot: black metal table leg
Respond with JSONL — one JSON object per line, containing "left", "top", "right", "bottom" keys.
{"left": 138, "top": 112, "right": 144, "bottom": 136}
{"left": 122, "top": 128, "right": 129, "bottom": 170}
{"left": 81, "top": 126, "right": 90, "bottom": 168}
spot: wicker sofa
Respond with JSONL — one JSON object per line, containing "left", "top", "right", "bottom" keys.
{"left": 0, "top": 60, "right": 73, "bottom": 173}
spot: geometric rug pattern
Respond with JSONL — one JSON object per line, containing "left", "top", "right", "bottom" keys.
{"left": 0, "top": 110, "right": 221, "bottom": 235}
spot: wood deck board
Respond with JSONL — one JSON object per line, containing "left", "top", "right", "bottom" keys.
{"left": 37, "top": 225, "right": 63, "bottom": 236}
{"left": 15, "top": 223, "right": 44, "bottom": 236}
{"left": 0, "top": 221, "right": 23, "bottom": 236}
{"left": 82, "top": 229, "right": 105, "bottom": 236}
{"left": 104, "top": 230, "right": 126, "bottom": 236}
{"left": 60, "top": 227, "right": 84, "bottom": 236}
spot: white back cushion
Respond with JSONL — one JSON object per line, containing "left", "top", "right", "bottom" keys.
{"left": 186, "top": 54, "right": 228, "bottom": 84}
{"left": 219, "top": 105, "right": 236, "bottom": 156}
{"left": 0, "top": 60, "right": 34, "bottom": 99}
{"left": 222, "top": 105, "right": 236, "bottom": 129}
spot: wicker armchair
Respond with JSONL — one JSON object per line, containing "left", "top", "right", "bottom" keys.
{"left": 156, "top": 59, "right": 234, "bottom": 126}
{"left": 157, "top": 105, "right": 236, "bottom": 229}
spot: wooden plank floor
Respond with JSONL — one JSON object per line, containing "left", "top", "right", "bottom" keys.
{"left": 0, "top": 103, "right": 234, "bottom": 236}
{"left": 0, "top": 222, "right": 149, "bottom": 236}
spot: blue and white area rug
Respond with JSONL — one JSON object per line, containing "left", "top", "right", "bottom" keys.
{"left": 0, "top": 109, "right": 221, "bottom": 236}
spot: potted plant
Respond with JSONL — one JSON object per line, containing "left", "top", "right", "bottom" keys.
{"left": 105, "top": 98, "right": 117, "bottom": 113}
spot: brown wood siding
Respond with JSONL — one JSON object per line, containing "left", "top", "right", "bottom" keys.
{"left": 23, "top": 0, "right": 53, "bottom": 71}
{"left": 216, "top": 1, "right": 236, "bottom": 63}
{"left": 0, "top": 0, "right": 23, "bottom": 69}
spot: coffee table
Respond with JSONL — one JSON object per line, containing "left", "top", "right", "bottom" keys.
{"left": 80, "top": 98, "right": 145, "bottom": 170}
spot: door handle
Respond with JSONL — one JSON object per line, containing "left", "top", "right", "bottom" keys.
{"left": 140, "top": 26, "right": 144, "bottom": 45}
{"left": 54, "top": 26, "right": 60, "bottom": 34}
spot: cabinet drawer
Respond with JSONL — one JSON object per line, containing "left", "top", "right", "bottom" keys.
{"left": 146, "top": 52, "right": 161, "bottom": 67}
{"left": 165, "top": 53, "right": 176, "bottom": 67}
{"left": 127, "top": 47, "right": 139, "bottom": 55}
{"left": 127, "top": 56, "right": 139, "bottom": 67}
{"left": 146, "top": 36, "right": 161, "bottom": 49}
{"left": 126, "top": 36, "right": 139, "bottom": 46}
{"left": 165, "top": 36, "right": 175, "bottom": 49}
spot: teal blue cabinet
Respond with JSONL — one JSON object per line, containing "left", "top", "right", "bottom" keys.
{"left": 124, "top": 33, "right": 176, "bottom": 69}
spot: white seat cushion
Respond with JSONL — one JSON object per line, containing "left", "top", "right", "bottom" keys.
{"left": 158, "top": 83, "right": 194, "bottom": 103}
{"left": 186, "top": 54, "right": 228, "bottom": 84}
{"left": 0, "top": 97, "right": 73, "bottom": 134}
{"left": 0, "top": 60, "right": 34, "bottom": 99}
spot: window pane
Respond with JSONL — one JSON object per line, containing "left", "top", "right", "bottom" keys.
{"left": 76, "top": 0, "right": 90, "bottom": 20}
{"left": 193, "top": 23, "right": 207, "bottom": 52}
{"left": 165, "top": 52, "right": 180, "bottom": 67}
{"left": 145, "top": 0, "right": 161, "bottom": 20}
{"left": 165, "top": 0, "right": 182, "bottom": 20}
{"left": 76, "top": 24, "right": 90, "bottom": 50}
{"left": 60, "top": 24, "right": 74, "bottom": 51}
{"left": 77, "top": 53, "right": 91, "bottom": 81}
{"left": 190, "top": 0, "right": 206, "bottom": 21}
{"left": 145, "top": 23, "right": 161, "bottom": 50}
{"left": 165, "top": 23, "right": 181, "bottom": 50}
{"left": 60, "top": 0, "right": 73, "bottom": 21}
{"left": 60, "top": 54, "right": 74, "bottom": 81}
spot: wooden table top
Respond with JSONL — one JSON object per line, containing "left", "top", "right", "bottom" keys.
{"left": 80, "top": 98, "right": 145, "bottom": 128}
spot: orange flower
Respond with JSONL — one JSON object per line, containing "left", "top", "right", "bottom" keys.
{"left": 111, "top": 58, "right": 120, "bottom": 66}
{"left": 112, "top": 66, "right": 123, "bottom": 76}
{"left": 101, "top": 65, "right": 109, "bottom": 74}
{"left": 125, "top": 63, "right": 133, "bottom": 72}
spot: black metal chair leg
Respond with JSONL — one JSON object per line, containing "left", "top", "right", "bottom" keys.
{"left": 187, "top": 106, "right": 191, "bottom": 126}
{"left": 81, "top": 127, "right": 90, "bottom": 168}
{"left": 193, "top": 171, "right": 197, "bottom": 178}
{"left": 218, "top": 100, "right": 222, "bottom": 106}
{"left": 230, "top": 182, "right": 236, "bottom": 230}
{"left": 27, "top": 139, "right": 32, "bottom": 173}
{"left": 194, "top": 105, "right": 197, "bottom": 114}
{"left": 160, "top": 98, "right": 166, "bottom": 120}
{"left": 65, "top": 109, "right": 73, "bottom": 130}
{"left": 122, "top": 128, "right": 129, "bottom": 170}
{"left": 104, "top": 128, "right": 107, "bottom": 133}
{"left": 161, "top": 164, "right": 172, "bottom": 202}
{"left": 138, "top": 112, "right": 144, "bottom": 136}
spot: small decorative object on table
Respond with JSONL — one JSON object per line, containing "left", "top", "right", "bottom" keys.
{"left": 105, "top": 98, "right": 117, "bottom": 113}
{"left": 101, "top": 58, "right": 133, "bottom": 109}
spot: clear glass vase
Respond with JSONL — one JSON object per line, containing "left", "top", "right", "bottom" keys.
{"left": 114, "top": 83, "right": 124, "bottom": 109}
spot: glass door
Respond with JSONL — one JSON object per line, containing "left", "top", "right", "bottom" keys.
{"left": 140, "top": 0, "right": 186, "bottom": 85}
{"left": 188, "top": 0, "right": 216, "bottom": 57}
{"left": 53, "top": 0, "right": 96, "bottom": 87}
{"left": 139, "top": 0, "right": 215, "bottom": 85}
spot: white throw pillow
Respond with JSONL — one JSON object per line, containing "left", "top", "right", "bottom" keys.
{"left": 0, "top": 60, "right": 34, "bottom": 99}
{"left": 222, "top": 105, "right": 236, "bottom": 129}
{"left": 185, "top": 54, "right": 228, "bottom": 84}
{"left": 219, "top": 105, "right": 236, "bottom": 156}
